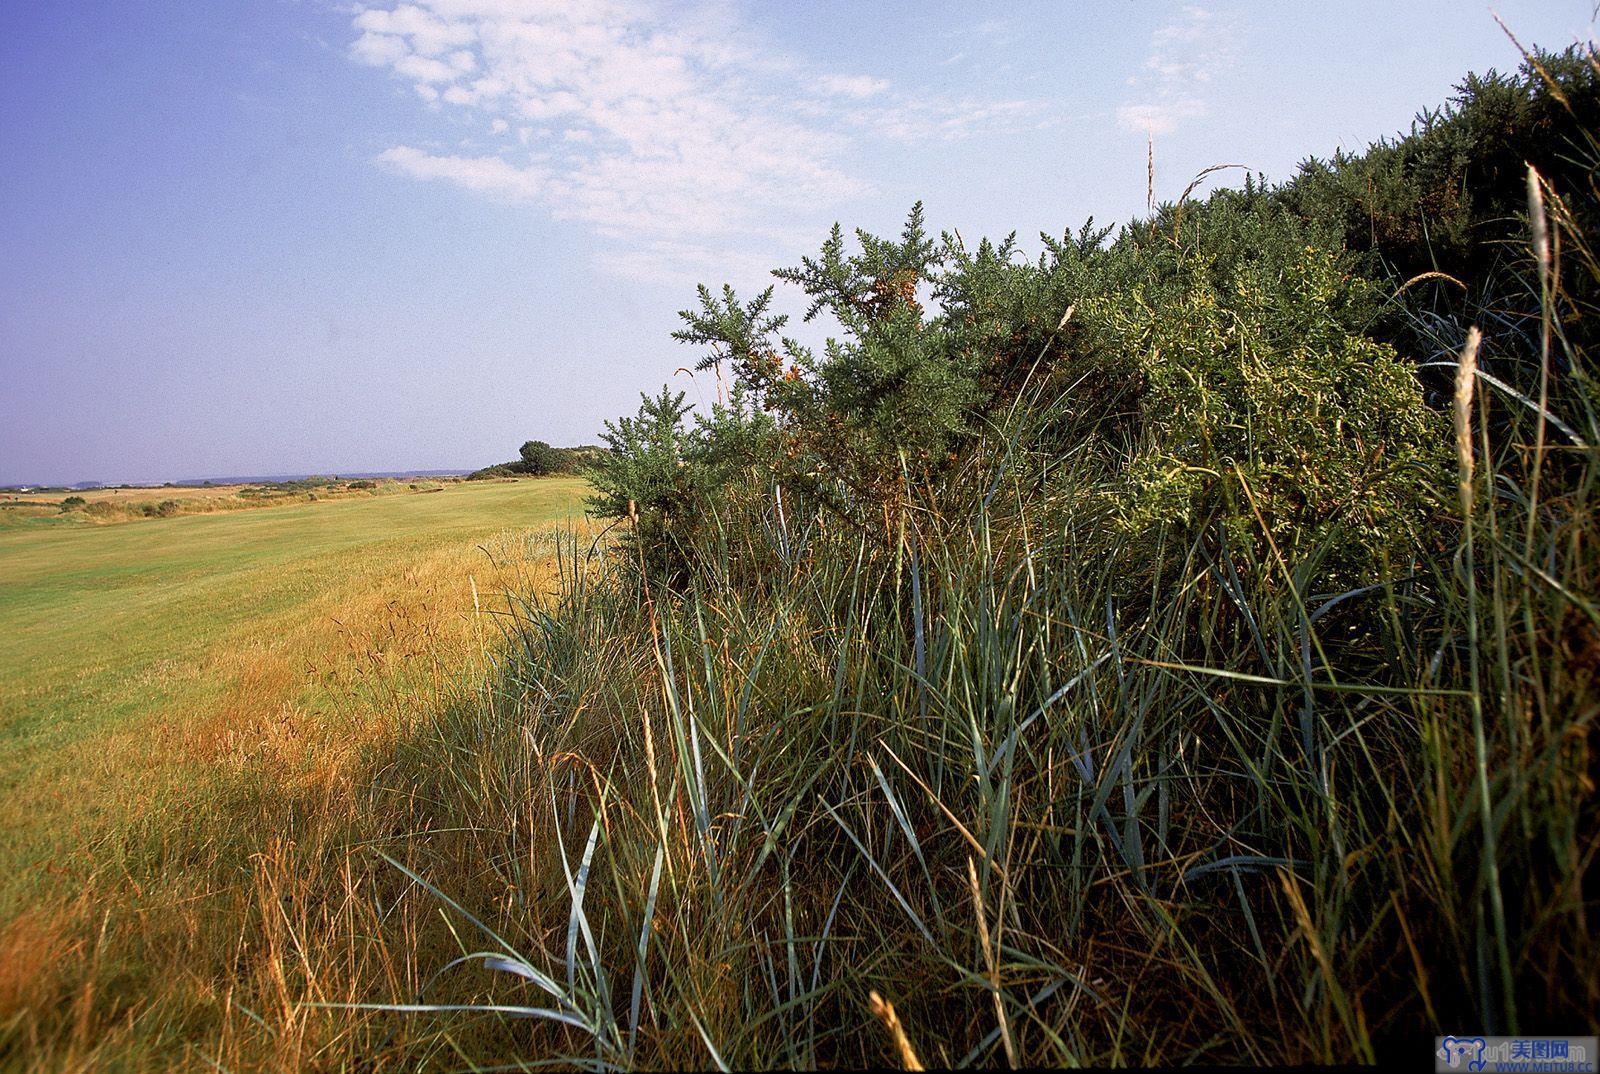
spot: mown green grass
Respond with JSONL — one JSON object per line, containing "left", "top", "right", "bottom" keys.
{"left": 0, "top": 478, "right": 586, "bottom": 916}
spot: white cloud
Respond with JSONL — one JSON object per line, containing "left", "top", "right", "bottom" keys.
{"left": 1117, "top": 5, "right": 1241, "bottom": 135}
{"left": 352, "top": 5, "right": 474, "bottom": 56}
{"left": 378, "top": 145, "right": 543, "bottom": 199}
{"left": 349, "top": 1, "right": 1048, "bottom": 281}
{"left": 350, "top": 31, "right": 408, "bottom": 67}
{"left": 393, "top": 53, "right": 458, "bottom": 83}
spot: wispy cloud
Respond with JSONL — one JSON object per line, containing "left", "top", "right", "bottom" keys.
{"left": 348, "top": 1, "right": 1048, "bottom": 282}
{"left": 1116, "top": 5, "right": 1241, "bottom": 136}
{"left": 377, "top": 145, "right": 544, "bottom": 198}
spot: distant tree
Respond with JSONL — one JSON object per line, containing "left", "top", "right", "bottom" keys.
{"left": 468, "top": 440, "right": 588, "bottom": 480}
{"left": 518, "top": 439, "right": 567, "bottom": 476}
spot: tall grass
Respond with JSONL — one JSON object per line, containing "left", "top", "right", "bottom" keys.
{"left": 196, "top": 163, "right": 1599, "bottom": 1069}
{"left": 7, "top": 70, "right": 1592, "bottom": 1074}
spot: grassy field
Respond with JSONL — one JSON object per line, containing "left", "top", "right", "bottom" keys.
{"left": 0, "top": 477, "right": 587, "bottom": 1067}
{"left": 0, "top": 477, "right": 446, "bottom": 530}
{"left": 2, "top": 485, "right": 254, "bottom": 506}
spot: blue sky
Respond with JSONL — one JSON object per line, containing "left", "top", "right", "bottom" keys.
{"left": 2, "top": 0, "right": 1593, "bottom": 485}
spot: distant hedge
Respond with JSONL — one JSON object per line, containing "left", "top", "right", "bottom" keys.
{"left": 467, "top": 442, "right": 601, "bottom": 480}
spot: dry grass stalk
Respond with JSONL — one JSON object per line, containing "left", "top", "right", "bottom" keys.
{"left": 868, "top": 990, "right": 924, "bottom": 1071}
{"left": 968, "top": 856, "right": 1017, "bottom": 1068}
{"left": 1454, "top": 326, "right": 1482, "bottom": 511}
{"left": 1396, "top": 270, "right": 1467, "bottom": 294}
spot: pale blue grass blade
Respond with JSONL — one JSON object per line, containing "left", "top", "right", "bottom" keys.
{"left": 985, "top": 651, "right": 1110, "bottom": 782}
{"left": 628, "top": 844, "right": 665, "bottom": 1061}
{"left": 867, "top": 752, "right": 944, "bottom": 929}
{"left": 819, "top": 796, "right": 934, "bottom": 944}
{"left": 376, "top": 852, "right": 522, "bottom": 960}
{"left": 688, "top": 1009, "right": 732, "bottom": 1073}
{"left": 310, "top": 1000, "right": 596, "bottom": 1033}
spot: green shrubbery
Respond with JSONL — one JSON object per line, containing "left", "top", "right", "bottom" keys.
{"left": 468, "top": 440, "right": 597, "bottom": 480}
{"left": 591, "top": 47, "right": 1597, "bottom": 587}
{"left": 589, "top": 215, "right": 1448, "bottom": 589}
{"left": 325, "top": 45, "right": 1597, "bottom": 1069}
{"left": 1103, "top": 246, "right": 1445, "bottom": 581}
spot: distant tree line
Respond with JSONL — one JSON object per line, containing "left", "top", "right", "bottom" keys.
{"left": 467, "top": 440, "right": 601, "bottom": 480}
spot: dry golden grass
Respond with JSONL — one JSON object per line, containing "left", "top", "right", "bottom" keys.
{"left": 2, "top": 485, "right": 255, "bottom": 506}
{"left": 0, "top": 484, "right": 588, "bottom": 1071}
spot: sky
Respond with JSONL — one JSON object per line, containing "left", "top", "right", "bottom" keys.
{"left": 2, "top": 1, "right": 1594, "bottom": 486}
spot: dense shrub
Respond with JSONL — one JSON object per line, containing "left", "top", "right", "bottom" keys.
{"left": 191, "top": 41, "right": 1597, "bottom": 1072}
{"left": 506, "top": 43, "right": 1598, "bottom": 1069}
{"left": 517, "top": 439, "right": 568, "bottom": 476}
{"left": 591, "top": 210, "right": 1446, "bottom": 591}
{"left": 465, "top": 463, "right": 521, "bottom": 480}
{"left": 1264, "top": 46, "right": 1596, "bottom": 374}
{"left": 1099, "top": 246, "right": 1445, "bottom": 580}
{"left": 469, "top": 441, "right": 594, "bottom": 480}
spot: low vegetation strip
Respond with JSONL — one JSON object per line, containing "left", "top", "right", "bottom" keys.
{"left": 0, "top": 476, "right": 452, "bottom": 529}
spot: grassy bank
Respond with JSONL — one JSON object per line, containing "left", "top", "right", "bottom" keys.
{"left": 5, "top": 41, "right": 1597, "bottom": 1074}
{"left": 157, "top": 45, "right": 1595, "bottom": 1071}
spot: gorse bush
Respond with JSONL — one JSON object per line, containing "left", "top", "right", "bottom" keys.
{"left": 1102, "top": 245, "right": 1445, "bottom": 581}
{"left": 591, "top": 217, "right": 1447, "bottom": 588}
{"left": 667, "top": 205, "right": 981, "bottom": 516}
{"left": 587, "top": 387, "right": 700, "bottom": 566}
